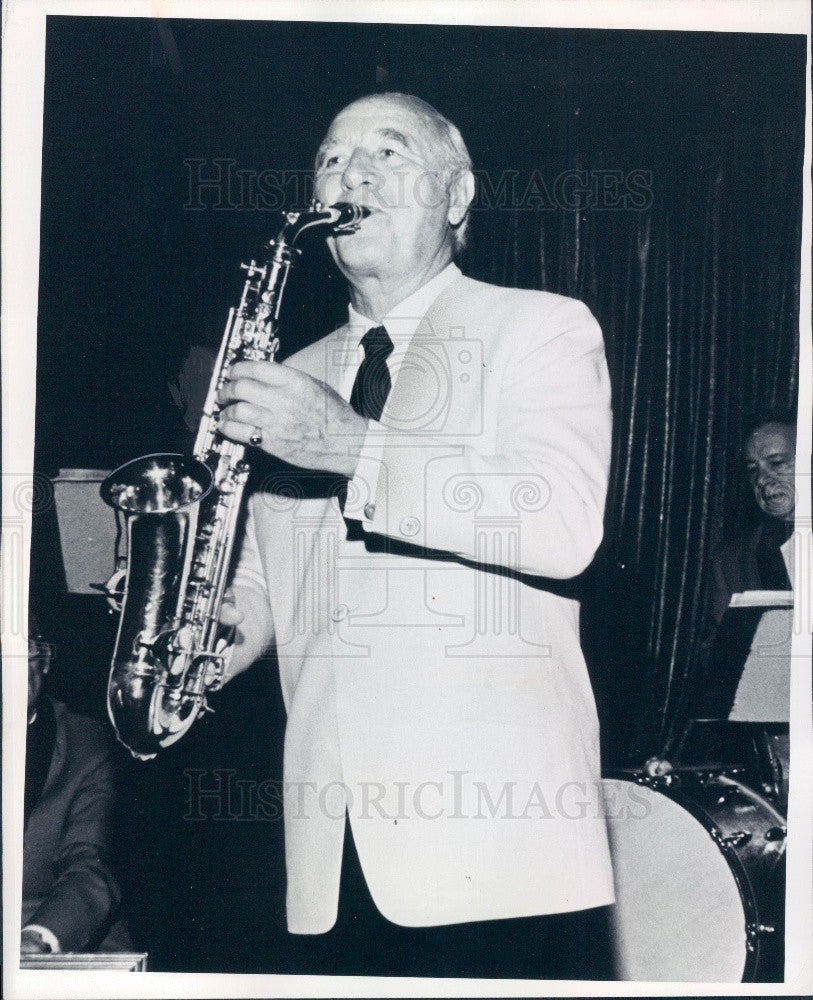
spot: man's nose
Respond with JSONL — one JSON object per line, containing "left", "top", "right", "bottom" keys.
{"left": 754, "top": 462, "right": 772, "bottom": 486}
{"left": 341, "top": 149, "right": 376, "bottom": 191}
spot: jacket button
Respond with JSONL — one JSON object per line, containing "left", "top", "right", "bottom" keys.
{"left": 330, "top": 604, "right": 349, "bottom": 622}
{"left": 363, "top": 501, "right": 376, "bottom": 520}
{"left": 399, "top": 516, "right": 420, "bottom": 537}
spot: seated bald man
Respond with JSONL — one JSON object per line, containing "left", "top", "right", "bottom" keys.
{"left": 217, "top": 92, "right": 615, "bottom": 978}
{"left": 714, "top": 415, "right": 796, "bottom": 619}
{"left": 678, "top": 412, "right": 796, "bottom": 816}
{"left": 691, "top": 413, "right": 797, "bottom": 713}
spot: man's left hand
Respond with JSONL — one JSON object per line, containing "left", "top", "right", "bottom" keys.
{"left": 20, "top": 929, "right": 52, "bottom": 954}
{"left": 217, "top": 361, "right": 368, "bottom": 477}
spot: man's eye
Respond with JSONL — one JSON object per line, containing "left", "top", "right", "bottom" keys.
{"left": 377, "top": 147, "right": 400, "bottom": 160}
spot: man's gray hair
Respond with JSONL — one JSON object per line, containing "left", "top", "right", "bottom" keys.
{"left": 327, "top": 92, "right": 474, "bottom": 254}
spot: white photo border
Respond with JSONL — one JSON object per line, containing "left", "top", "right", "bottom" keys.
{"left": 3, "top": 1, "right": 811, "bottom": 997}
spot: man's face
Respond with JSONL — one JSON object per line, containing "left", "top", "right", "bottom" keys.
{"left": 313, "top": 97, "right": 460, "bottom": 287}
{"left": 744, "top": 422, "right": 796, "bottom": 521}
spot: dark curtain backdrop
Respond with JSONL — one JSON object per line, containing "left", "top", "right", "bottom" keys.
{"left": 547, "top": 151, "right": 802, "bottom": 759}
{"left": 29, "top": 18, "right": 805, "bottom": 968}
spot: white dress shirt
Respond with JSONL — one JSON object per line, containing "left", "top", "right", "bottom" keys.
{"left": 341, "top": 262, "right": 460, "bottom": 521}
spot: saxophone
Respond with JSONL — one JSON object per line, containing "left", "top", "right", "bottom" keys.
{"left": 101, "top": 202, "right": 368, "bottom": 759}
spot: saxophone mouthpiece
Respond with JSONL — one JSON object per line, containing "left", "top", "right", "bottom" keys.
{"left": 330, "top": 202, "right": 372, "bottom": 230}
{"left": 280, "top": 202, "right": 371, "bottom": 245}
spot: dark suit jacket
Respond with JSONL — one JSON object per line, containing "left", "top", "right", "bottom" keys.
{"left": 691, "top": 521, "right": 792, "bottom": 719}
{"left": 709, "top": 523, "right": 769, "bottom": 628}
{"left": 23, "top": 700, "right": 127, "bottom": 952}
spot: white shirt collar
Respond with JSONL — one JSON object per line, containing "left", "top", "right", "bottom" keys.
{"left": 346, "top": 262, "right": 460, "bottom": 344}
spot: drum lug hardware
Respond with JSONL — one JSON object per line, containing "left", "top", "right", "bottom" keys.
{"left": 764, "top": 825, "right": 787, "bottom": 841}
{"left": 717, "top": 829, "right": 752, "bottom": 849}
{"left": 746, "top": 922, "right": 776, "bottom": 940}
{"left": 716, "top": 786, "right": 745, "bottom": 806}
{"left": 646, "top": 772, "right": 678, "bottom": 791}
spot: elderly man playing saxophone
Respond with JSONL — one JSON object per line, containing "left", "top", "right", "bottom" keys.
{"left": 216, "top": 92, "right": 615, "bottom": 978}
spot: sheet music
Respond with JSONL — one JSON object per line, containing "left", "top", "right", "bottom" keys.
{"left": 729, "top": 606, "right": 793, "bottom": 722}
{"left": 729, "top": 590, "right": 793, "bottom": 608}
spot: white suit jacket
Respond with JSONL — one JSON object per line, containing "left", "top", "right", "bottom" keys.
{"left": 233, "top": 271, "right": 615, "bottom": 933}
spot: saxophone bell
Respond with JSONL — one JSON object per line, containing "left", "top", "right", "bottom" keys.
{"left": 101, "top": 453, "right": 213, "bottom": 515}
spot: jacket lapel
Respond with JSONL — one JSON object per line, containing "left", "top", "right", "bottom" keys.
{"left": 382, "top": 274, "right": 470, "bottom": 430}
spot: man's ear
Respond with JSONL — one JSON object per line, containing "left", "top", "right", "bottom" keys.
{"left": 447, "top": 168, "right": 475, "bottom": 227}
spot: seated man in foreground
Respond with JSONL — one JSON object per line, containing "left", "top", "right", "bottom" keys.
{"left": 21, "top": 618, "right": 131, "bottom": 956}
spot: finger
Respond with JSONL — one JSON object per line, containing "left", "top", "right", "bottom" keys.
{"left": 228, "top": 360, "right": 298, "bottom": 386}
{"left": 217, "top": 417, "right": 261, "bottom": 446}
{"left": 220, "top": 588, "right": 244, "bottom": 627}
{"left": 219, "top": 603, "right": 244, "bottom": 627}
{"left": 218, "top": 400, "right": 265, "bottom": 428}
{"left": 218, "top": 375, "right": 277, "bottom": 407}
{"left": 20, "top": 938, "right": 47, "bottom": 954}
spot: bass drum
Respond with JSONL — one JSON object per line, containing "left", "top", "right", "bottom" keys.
{"left": 602, "top": 770, "right": 786, "bottom": 982}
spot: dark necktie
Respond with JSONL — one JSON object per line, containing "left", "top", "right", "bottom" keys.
{"left": 349, "top": 325, "right": 394, "bottom": 421}
{"left": 340, "top": 325, "right": 393, "bottom": 536}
